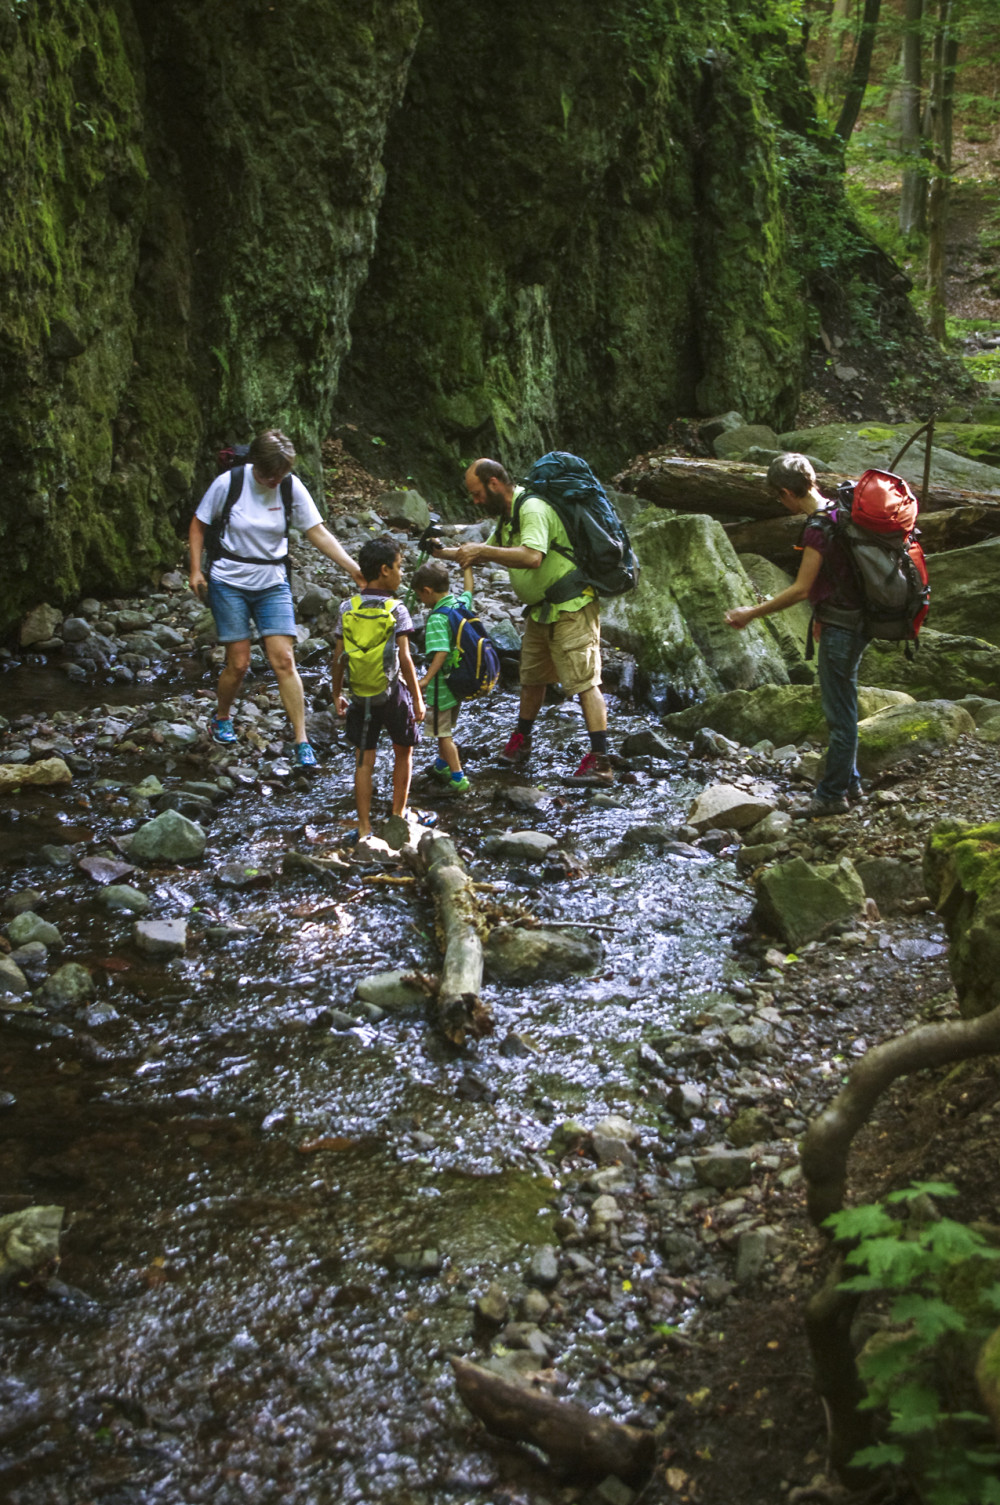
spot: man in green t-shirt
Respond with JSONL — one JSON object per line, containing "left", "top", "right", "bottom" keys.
{"left": 433, "top": 456, "right": 612, "bottom": 787}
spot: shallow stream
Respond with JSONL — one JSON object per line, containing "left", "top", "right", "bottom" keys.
{"left": 0, "top": 664, "right": 755, "bottom": 1504}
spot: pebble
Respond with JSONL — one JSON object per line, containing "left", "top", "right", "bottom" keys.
{"left": 527, "top": 1245, "right": 560, "bottom": 1289}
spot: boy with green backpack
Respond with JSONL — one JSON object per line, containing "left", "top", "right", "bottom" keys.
{"left": 331, "top": 535, "right": 425, "bottom": 840}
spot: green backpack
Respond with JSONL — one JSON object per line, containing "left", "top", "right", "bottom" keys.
{"left": 341, "top": 596, "right": 399, "bottom": 700}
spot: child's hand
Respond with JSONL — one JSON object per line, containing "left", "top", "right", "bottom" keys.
{"left": 417, "top": 676, "right": 428, "bottom": 691}
{"left": 414, "top": 698, "right": 426, "bottom": 723}
{"left": 334, "top": 693, "right": 348, "bottom": 715}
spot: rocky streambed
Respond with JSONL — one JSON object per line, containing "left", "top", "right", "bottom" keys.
{"left": 1, "top": 513, "right": 998, "bottom": 1505}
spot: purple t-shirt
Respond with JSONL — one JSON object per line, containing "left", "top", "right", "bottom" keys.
{"left": 801, "top": 508, "right": 863, "bottom": 613}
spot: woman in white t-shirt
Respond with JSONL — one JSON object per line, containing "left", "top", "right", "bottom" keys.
{"left": 188, "top": 429, "right": 362, "bottom": 768}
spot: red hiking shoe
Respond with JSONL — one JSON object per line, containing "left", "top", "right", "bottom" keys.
{"left": 565, "top": 750, "right": 614, "bottom": 787}
{"left": 499, "top": 731, "right": 532, "bottom": 765}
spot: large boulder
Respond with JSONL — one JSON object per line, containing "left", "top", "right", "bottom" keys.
{"left": 856, "top": 700, "right": 975, "bottom": 776}
{"left": 0, "top": 758, "right": 73, "bottom": 793}
{"left": 861, "top": 630, "right": 1000, "bottom": 701}
{"left": 753, "top": 855, "right": 865, "bottom": 949}
{"left": 601, "top": 513, "right": 789, "bottom": 699}
{"left": 688, "top": 785, "right": 776, "bottom": 833}
{"left": 924, "top": 820, "right": 1000, "bottom": 1018}
{"left": 920, "top": 539, "right": 1000, "bottom": 646}
{"left": 662, "top": 682, "right": 911, "bottom": 748}
{"left": 778, "top": 423, "right": 1000, "bottom": 494}
{"left": 738, "top": 553, "right": 812, "bottom": 675}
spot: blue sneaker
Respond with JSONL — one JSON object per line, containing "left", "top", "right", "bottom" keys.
{"left": 294, "top": 741, "right": 318, "bottom": 769}
{"left": 210, "top": 715, "right": 238, "bottom": 745}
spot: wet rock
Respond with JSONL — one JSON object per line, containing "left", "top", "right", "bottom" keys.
{"left": 0, "top": 757, "right": 73, "bottom": 792}
{"left": 356, "top": 970, "right": 427, "bottom": 1011}
{"left": 40, "top": 844, "right": 74, "bottom": 867}
{"left": 0, "top": 1205, "right": 63, "bottom": 1285}
{"left": 499, "top": 1322, "right": 555, "bottom": 1358}
{"left": 78, "top": 855, "right": 137, "bottom": 885}
{"left": 728, "top": 1107, "right": 774, "bottom": 1147}
{"left": 726, "top": 1021, "right": 772, "bottom": 1058}
{"left": 129, "top": 775, "right": 165, "bottom": 799}
{"left": 693, "top": 1147, "right": 754, "bottom": 1190}
{"left": 389, "top": 1248, "right": 442, "bottom": 1275}
{"left": 481, "top": 830, "right": 559, "bottom": 863}
{"left": 503, "top": 785, "right": 551, "bottom": 812}
{"left": 484, "top": 924, "right": 602, "bottom": 982}
{"left": 379, "top": 487, "right": 431, "bottom": 531}
{"left": 61, "top": 616, "right": 92, "bottom": 643}
{"left": 20, "top": 604, "right": 62, "bottom": 647}
{"left": 753, "top": 856, "right": 864, "bottom": 949}
{"left": 744, "top": 809, "right": 793, "bottom": 844}
{"left": 0, "top": 957, "right": 30, "bottom": 999}
{"left": 527, "top": 1245, "right": 560, "bottom": 1289}
{"left": 666, "top": 1083, "right": 705, "bottom": 1120}
{"left": 157, "top": 789, "right": 215, "bottom": 821}
{"left": 151, "top": 720, "right": 201, "bottom": 750}
{"left": 9, "top": 943, "right": 49, "bottom": 982}
{"left": 519, "top": 1288, "right": 550, "bottom": 1322}
{"left": 547, "top": 1119, "right": 590, "bottom": 1157}
{"left": 619, "top": 729, "right": 675, "bottom": 759}
{"left": 100, "top": 885, "right": 151, "bottom": 915}
{"left": 41, "top": 963, "right": 96, "bottom": 1009}
{"left": 688, "top": 784, "right": 775, "bottom": 833}
{"left": 4, "top": 889, "right": 44, "bottom": 916}
{"left": 7, "top": 912, "right": 63, "bottom": 950}
{"left": 589, "top": 1194, "right": 624, "bottom": 1234}
{"left": 735, "top": 1226, "right": 781, "bottom": 1284}
{"left": 475, "top": 1282, "right": 510, "bottom": 1325}
{"left": 134, "top": 919, "right": 188, "bottom": 959}
{"left": 130, "top": 809, "right": 207, "bottom": 864}
{"left": 621, "top": 822, "right": 676, "bottom": 850}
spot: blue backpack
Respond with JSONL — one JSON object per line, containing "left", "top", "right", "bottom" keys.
{"left": 429, "top": 602, "right": 500, "bottom": 703}
{"left": 515, "top": 451, "right": 639, "bottom": 604}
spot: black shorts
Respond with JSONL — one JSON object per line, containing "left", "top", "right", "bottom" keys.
{"left": 345, "top": 679, "right": 419, "bottom": 751}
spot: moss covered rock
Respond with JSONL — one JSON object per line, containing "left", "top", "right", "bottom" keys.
{"left": 602, "top": 513, "right": 789, "bottom": 697}
{"left": 861, "top": 630, "right": 1000, "bottom": 702}
{"left": 778, "top": 424, "right": 1000, "bottom": 493}
{"left": 753, "top": 855, "right": 864, "bottom": 949}
{"left": 738, "top": 553, "right": 813, "bottom": 676}
{"left": 921, "top": 539, "right": 1000, "bottom": 646}
{"left": 924, "top": 820, "right": 1000, "bottom": 1017}
{"left": 662, "top": 682, "right": 910, "bottom": 748}
{"left": 856, "top": 699, "right": 975, "bottom": 776}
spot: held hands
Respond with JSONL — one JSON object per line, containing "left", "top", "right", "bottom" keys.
{"left": 454, "top": 542, "right": 484, "bottom": 567}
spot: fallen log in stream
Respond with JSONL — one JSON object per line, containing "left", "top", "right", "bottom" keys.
{"left": 415, "top": 830, "right": 493, "bottom": 1046}
{"left": 452, "top": 1357, "right": 656, "bottom": 1484}
{"left": 627, "top": 455, "right": 1000, "bottom": 522}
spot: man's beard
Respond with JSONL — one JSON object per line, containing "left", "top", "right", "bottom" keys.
{"left": 481, "top": 490, "right": 507, "bottom": 519}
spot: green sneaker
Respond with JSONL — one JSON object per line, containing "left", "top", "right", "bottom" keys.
{"left": 429, "top": 762, "right": 453, "bottom": 783}
{"left": 449, "top": 773, "right": 470, "bottom": 794}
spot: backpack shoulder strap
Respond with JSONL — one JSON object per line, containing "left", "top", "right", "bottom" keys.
{"left": 219, "top": 465, "right": 245, "bottom": 536}
{"left": 279, "top": 474, "right": 294, "bottom": 532}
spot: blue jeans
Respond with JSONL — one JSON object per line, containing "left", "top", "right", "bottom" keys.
{"left": 815, "top": 624, "right": 869, "bottom": 800}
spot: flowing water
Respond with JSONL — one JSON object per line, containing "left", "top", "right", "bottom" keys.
{"left": 0, "top": 667, "right": 753, "bottom": 1504}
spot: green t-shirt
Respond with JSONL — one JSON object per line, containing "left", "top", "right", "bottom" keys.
{"left": 490, "top": 488, "right": 594, "bottom": 623}
{"left": 424, "top": 589, "right": 473, "bottom": 712}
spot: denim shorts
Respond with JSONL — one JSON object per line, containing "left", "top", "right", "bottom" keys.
{"left": 208, "top": 577, "right": 297, "bottom": 643}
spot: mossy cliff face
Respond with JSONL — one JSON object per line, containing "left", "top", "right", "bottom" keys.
{"left": 337, "top": 0, "right": 810, "bottom": 484}
{"left": 925, "top": 821, "right": 1000, "bottom": 1019}
{"left": 2, "top": 0, "right": 829, "bottom": 623}
{"left": 0, "top": 0, "right": 419, "bottom": 626}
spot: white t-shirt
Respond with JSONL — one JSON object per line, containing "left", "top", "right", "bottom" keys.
{"left": 195, "top": 467, "right": 322, "bottom": 592}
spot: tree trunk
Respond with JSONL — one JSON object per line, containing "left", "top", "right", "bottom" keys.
{"left": 926, "top": 1, "right": 959, "bottom": 341}
{"left": 899, "top": 0, "right": 927, "bottom": 235}
{"left": 817, "top": 0, "right": 853, "bottom": 109}
{"left": 416, "top": 831, "right": 493, "bottom": 1045}
{"left": 834, "top": 0, "right": 884, "bottom": 143}
{"left": 630, "top": 456, "right": 1000, "bottom": 523}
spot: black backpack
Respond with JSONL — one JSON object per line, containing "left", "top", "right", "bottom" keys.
{"left": 203, "top": 451, "right": 294, "bottom": 578}
{"left": 506, "top": 451, "right": 639, "bottom": 604}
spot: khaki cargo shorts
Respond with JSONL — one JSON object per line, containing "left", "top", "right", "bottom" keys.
{"left": 520, "top": 600, "right": 602, "bottom": 697}
{"left": 426, "top": 700, "right": 460, "bottom": 738}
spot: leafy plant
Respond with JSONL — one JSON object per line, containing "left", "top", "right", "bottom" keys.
{"left": 826, "top": 1181, "right": 1000, "bottom": 1505}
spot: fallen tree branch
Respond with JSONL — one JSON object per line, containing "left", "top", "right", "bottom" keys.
{"left": 416, "top": 832, "right": 492, "bottom": 1045}
{"left": 452, "top": 1357, "right": 655, "bottom": 1484}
